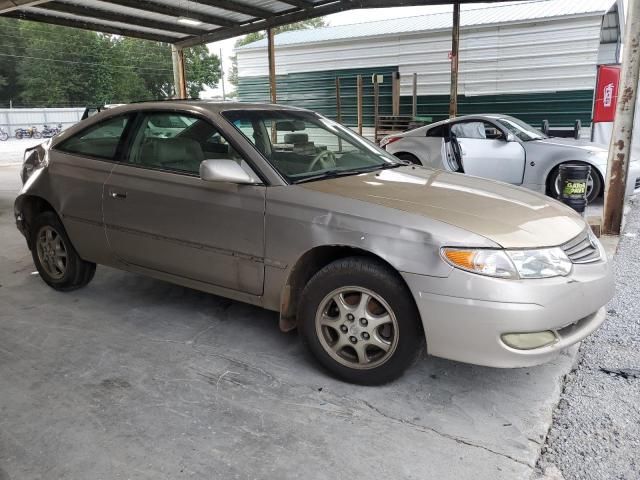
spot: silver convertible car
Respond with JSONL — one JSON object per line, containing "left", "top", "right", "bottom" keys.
{"left": 15, "top": 102, "right": 614, "bottom": 384}
{"left": 381, "top": 114, "right": 640, "bottom": 203}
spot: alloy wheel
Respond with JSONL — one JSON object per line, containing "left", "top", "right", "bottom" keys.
{"left": 36, "top": 225, "right": 68, "bottom": 280}
{"left": 315, "top": 286, "right": 399, "bottom": 369}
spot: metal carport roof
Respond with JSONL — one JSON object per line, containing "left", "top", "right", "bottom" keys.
{"left": 0, "top": 0, "right": 509, "bottom": 47}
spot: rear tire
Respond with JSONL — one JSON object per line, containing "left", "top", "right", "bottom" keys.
{"left": 0, "top": 132, "right": 7, "bottom": 141}
{"left": 394, "top": 152, "right": 422, "bottom": 165}
{"left": 30, "top": 211, "right": 96, "bottom": 291}
{"left": 298, "top": 256, "right": 423, "bottom": 385}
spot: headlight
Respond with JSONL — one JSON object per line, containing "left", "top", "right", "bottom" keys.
{"left": 442, "top": 247, "right": 572, "bottom": 279}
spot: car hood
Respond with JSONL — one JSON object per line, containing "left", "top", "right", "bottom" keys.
{"left": 300, "top": 166, "right": 585, "bottom": 248}
{"left": 533, "top": 137, "right": 608, "bottom": 153}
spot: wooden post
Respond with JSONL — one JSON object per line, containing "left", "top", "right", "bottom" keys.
{"left": 335, "top": 77, "right": 342, "bottom": 124}
{"left": 449, "top": 2, "right": 460, "bottom": 118}
{"left": 171, "top": 45, "right": 187, "bottom": 99}
{"left": 392, "top": 72, "right": 400, "bottom": 116}
{"left": 412, "top": 72, "right": 418, "bottom": 118}
{"left": 335, "top": 77, "right": 342, "bottom": 151}
{"left": 267, "top": 28, "right": 277, "bottom": 104}
{"left": 603, "top": 0, "right": 640, "bottom": 235}
{"left": 373, "top": 77, "right": 380, "bottom": 143}
{"left": 356, "top": 74, "right": 363, "bottom": 135}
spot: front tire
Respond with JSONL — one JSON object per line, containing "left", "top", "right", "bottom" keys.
{"left": 394, "top": 152, "right": 422, "bottom": 165}
{"left": 298, "top": 257, "right": 423, "bottom": 385}
{"left": 30, "top": 211, "right": 96, "bottom": 291}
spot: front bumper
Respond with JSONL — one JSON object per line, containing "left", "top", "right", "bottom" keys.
{"left": 402, "top": 258, "right": 614, "bottom": 368}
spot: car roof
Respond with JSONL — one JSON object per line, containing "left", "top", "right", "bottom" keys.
{"left": 425, "top": 114, "right": 511, "bottom": 129}
{"left": 102, "top": 100, "right": 308, "bottom": 116}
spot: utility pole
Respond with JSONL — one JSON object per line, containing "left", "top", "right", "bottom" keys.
{"left": 219, "top": 48, "right": 226, "bottom": 101}
{"left": 603, "top": 0, "right": 640, "bottom": 235}
{"left": 449, "top": 2, "right": 460, "bottom": 118}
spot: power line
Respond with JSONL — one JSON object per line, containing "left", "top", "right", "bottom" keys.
{"left": 0, "top": 52, "right": 174, "bottom": 72}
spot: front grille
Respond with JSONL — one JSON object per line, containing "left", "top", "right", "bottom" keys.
{"left": 561, "top": 229, "right": 601, "bottom": 264}
{"left": 635, "top": 177, "right": 640, "bottom": 190}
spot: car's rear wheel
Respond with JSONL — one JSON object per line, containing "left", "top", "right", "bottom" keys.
{"left": 394, "top": 152, "right": 422, "bottom": 165}
{"left": 548, "top": 163, "right": 602, "bottom": 203}
{"left": 298, "top": 257, "right": 423, "bottom": 385}
{"left": 30, "top": 211, "right": 96, "bottom": 291}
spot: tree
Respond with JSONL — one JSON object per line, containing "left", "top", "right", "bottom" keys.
{"left": 185, "top": 45, "right": 221, "bottom": 98}
{"left": 0, "top": 19, "right": 221, "bottom": 106}
{"left": 228, "top": 17, "right": 327, "bottom": 87}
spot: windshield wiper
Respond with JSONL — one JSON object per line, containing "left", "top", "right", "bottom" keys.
{"left": 293, "top": 163, "right": 403, "bottom": 184}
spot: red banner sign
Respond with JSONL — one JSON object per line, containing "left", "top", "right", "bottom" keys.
{"left": 593, "top": 65, "right": 621, "bottom": 123}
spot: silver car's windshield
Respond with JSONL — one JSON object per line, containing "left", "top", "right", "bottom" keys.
{"left": 222, "top": 110, "right": 402, "bottom": 183}
{"left": 494, "top": 116, "right": 547, "bottom": 141}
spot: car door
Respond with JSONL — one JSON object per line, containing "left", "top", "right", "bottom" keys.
{"left": 51, "top": 113, "right": 132, "bottom": 264}
{"left": 102, "top": 110, "right": 266, "bottom": 295}
{"left": 451, "top": 120, "right": 526, "bottom": 184}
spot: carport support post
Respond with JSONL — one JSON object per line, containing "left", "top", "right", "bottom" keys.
{"left": 171, "top": 45, "right": 187, "bottom": 99}
{"left": 603, "top": 0, "right": 640, "bottom": 235}
{"left": 268, "top": 28, "right": 277, "bottom": 104}
{"left": 449, "top": 2, "right": 460, "bottom": 118}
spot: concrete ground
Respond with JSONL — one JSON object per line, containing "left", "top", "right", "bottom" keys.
{"left": 0, "top": 146, "right": 593, "bottom": 480}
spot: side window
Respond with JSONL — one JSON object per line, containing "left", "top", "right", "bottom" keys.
{"left": 451, "top": 121, "right": 504, "bottom": 140}
{"left": 127, "top": 112, "right": 242, "bottom": 175}
{"left": 426, "top": 124, "right": 446, "bottom": 137}
{"left": 57, "top": 115, "right": 130, "bottom": 160}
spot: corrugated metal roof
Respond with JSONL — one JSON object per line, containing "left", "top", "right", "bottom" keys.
{"left": 239, "top": 0, "right": 617, "bottom": 50}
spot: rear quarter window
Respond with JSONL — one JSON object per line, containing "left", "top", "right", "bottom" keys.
{"left": 57, "top": 115, "right": 130, "bottom": 160}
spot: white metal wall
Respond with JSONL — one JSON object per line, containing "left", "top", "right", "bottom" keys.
{"left": 237, "top": 14, "right": 604, "bottom": 96}
{"left": 0, "top": 108, "right": 84, "bottom": 134}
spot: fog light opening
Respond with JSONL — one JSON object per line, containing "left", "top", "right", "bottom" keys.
{"left": 501, "top": 331, "right": 557, "bottom": 350}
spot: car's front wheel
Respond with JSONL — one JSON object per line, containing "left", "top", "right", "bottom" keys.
{"left": 298, "top": 257, "right": 423, "bottom": 385}
{"left": 30, "top": 211, "right": 96, "bottom": 291}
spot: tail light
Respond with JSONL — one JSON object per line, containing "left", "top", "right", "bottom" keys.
{"left": 379, "top": 136, "right": 402, "bottom": 149}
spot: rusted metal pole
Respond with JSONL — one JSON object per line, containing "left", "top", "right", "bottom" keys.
{"left": 357, "top": 74, "right": 363, "bottom": 135}
{"left": 171, "top": 45, "right": 187, "bottom": 99}
{"left": 449, "top": 2, "right": 460, "bottom": 118}
{"left": 267, "top": 28, "right": 277, "bottom": 104}
{"left": 412, "top": 72, "right": 418, "bottom": 118}
{"left": 603, "top": 0, "right": 640, "bottom": 235}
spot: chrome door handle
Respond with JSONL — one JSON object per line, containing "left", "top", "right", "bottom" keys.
{"left": 110, "top": 190, "right": 127, "bottom": 199}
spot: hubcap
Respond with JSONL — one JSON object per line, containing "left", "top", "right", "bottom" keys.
{"left": 315, "top": 287, "right": 399, "bottom": 370}
{"left": 36, "top": 226, "right": 68, "bottom": 280}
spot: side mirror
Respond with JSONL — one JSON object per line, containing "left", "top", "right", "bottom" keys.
{"left": 199, "top": 159, "right": 255, "bottom": 184}
{"left": 505, "top": 133, "right": 517, "bottom": 142}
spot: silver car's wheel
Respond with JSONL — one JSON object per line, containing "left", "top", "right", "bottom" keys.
{"left": 299, "top": 256, "right": 423, "bottom": 385}
{"left": 29, "top": 211, "right": 96, "bottom": 291}
{"left": 316, "top": 286, "right": 399, "bottom": 369}
{"left": 36, "top": 225, "right": 68, "bottom": 280}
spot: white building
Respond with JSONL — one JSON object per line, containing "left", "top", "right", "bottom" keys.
{"left": 235, "top": 0, "right": 623, "bottom": 129}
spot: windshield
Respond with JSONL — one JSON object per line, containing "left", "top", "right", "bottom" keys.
{"left": 222, "top": 110, "right": 401, "bottom": 183}
{"left": 494, "top": 116, "right": 547, "bottom": 141}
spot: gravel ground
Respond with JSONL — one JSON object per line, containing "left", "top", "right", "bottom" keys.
{"left": 536, "top": 197, "right": 640, "bottom": 480}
